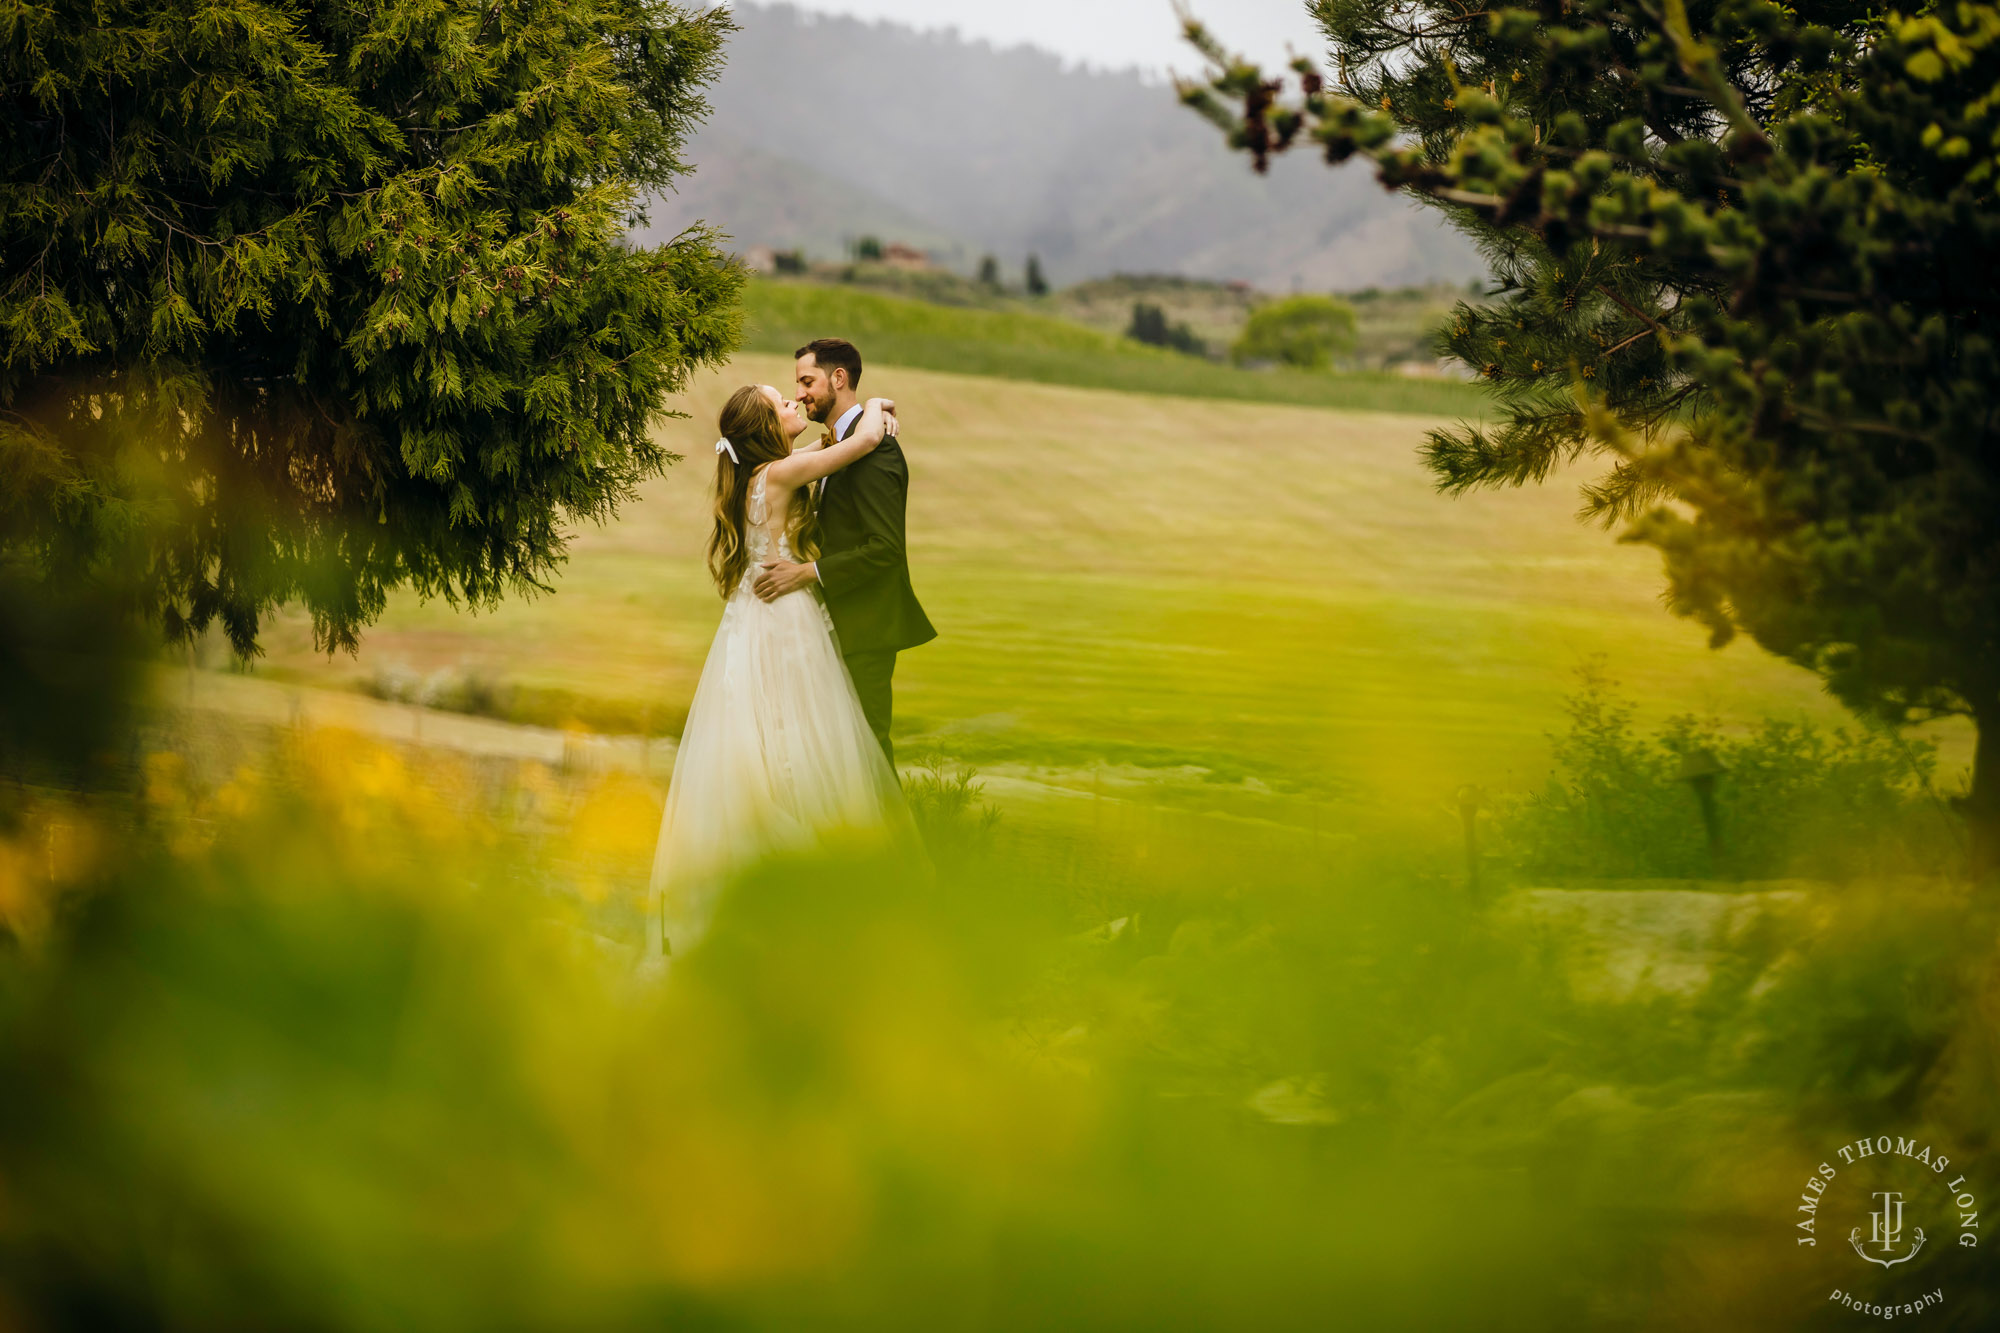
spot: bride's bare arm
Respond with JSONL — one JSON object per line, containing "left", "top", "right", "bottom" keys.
{"left": 764, "top": 398, "right": 896, "bottom": 489}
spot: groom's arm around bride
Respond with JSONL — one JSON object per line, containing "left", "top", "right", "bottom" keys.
{"left": 753, "top": 338, "right": 934, "bottom": 765}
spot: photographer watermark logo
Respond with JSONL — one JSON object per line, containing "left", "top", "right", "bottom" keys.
{"left": 1854, "top": 1190, "right": 1923, "bottom": 1268}
{"left": 1794, "top": 1135, "right": 1978, "bottom": 1320}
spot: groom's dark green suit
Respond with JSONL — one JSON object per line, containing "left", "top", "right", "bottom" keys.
{"left": 817, "top": 410, "right": 934, "bottom": 765}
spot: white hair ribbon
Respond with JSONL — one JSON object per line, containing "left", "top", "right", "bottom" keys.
{"left": 714, "top": 437, "right": 739, "bottom": 464}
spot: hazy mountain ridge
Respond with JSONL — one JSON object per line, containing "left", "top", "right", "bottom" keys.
{"left": 650, "top": 126, "right": 966, "bottom": 264}
{"left": 636, "top": 3, "right": 1483, "bottom": 290}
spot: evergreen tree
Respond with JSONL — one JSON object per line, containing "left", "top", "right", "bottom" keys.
{"left": 1, "top": 0, "right": 743, "bottom": 656}
{"left": 1183, "top": 3, "right": 2000, "bottom": 869}
{"left": 1024, "top": 253, "right": 1049, "bottom": 297}
{"left": 977, "top": 254, "right": 1001, "bottom": 288}
{"left": 1126, "top": 301, "right": 1208, "bottom": 356}
{"left": 1129, "top": 302, "right": 1170, "bottom": 346}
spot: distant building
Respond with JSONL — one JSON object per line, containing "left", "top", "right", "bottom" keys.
{"left": 881, "top": 242, "right": 932, "bottom": 270}
{"left": 742, "top": 245, "right": 778, "bottom": 274}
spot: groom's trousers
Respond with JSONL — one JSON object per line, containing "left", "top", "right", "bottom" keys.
{"left": 843, "top": 649, "right": 897, "bottom": 770}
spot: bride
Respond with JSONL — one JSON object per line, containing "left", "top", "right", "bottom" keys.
{"left": 648, "top": 384, "right": 913, "bottom": 956}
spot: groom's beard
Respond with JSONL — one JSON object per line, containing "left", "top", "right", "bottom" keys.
{"left": 804, "top": 396, "right": 833, "bottom": 425}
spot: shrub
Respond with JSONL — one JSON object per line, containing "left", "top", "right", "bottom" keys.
{"left": 1230, "top": 295, "right": 1358, "bottom": 370}
{"left": 4, "top": 717, "right": 1996, "bottom": 1328}
{"left": 900, "top": 753, "right": 1000, "bottom": 863}
{"left": 1498, "top": 662, "right": 1958, "bottom": 880}
{"left": 1125, "top": 302, "right": 1208, "bottom": 356}
{"left": 0, "top": 0, "right": 742, "bottom": 657}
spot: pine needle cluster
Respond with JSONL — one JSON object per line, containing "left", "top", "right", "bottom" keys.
{"left": 1182, "top": 0, "right": 2000, "bottom": 865}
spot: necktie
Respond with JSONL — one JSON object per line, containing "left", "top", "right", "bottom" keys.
{"left": 816, "top": 428, "right": 837, "bottom": 499}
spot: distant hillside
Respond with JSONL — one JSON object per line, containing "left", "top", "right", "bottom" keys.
{"left": 737, "top": 280, "right": 1490, "bottom": 418}
{"left": 1047, "top": 274, "right": 1482, "bottom": 370}
{"left": 648, "top": 126, "right": 967, "bottom": 267}
{"left": 635, "top": 3, "right": 1485, "bottom": 291}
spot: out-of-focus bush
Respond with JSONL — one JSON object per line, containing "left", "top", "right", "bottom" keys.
{"left": 899, "top": 752, "right": 1000, "bottom": 866}
{"left": 1229, "top": 295, "right": 1359, "bottom": 371}
{"left": 0, "top": 569, "right": 146, "bottom": 793}
{"left": 0, "top": 729, "right": 1590, "bottom": 1329}
{"left": 2, "top": 723, "right": 1996, "bottom": 1330}
{"left": 1498, "top": 663, "right": 1958, "bottom": 881}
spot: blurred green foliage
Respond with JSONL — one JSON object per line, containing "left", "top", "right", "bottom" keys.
{"left": 1499, "top": 663, "right": 1959, "bottom": 881}
{"left": 1230, "top": 296, "right": 1360, "bottom": 371}
{"left": 1126, "top": 302, "right": 1210, "bottom": 357}
{"left": 2, "top": 713, "right": 1995, "bottom": 1329}
{"left": 0, "top": 570, "right": 146, "bottom": 794}
{"left": 899, "top": 753, "right": 1000, "bottom": 867}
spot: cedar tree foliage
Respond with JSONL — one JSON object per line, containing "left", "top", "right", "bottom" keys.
{"left": 1, "top": 0, "right": 744, "bottom": 655}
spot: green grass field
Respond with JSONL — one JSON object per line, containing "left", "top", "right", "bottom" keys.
{"left": 1046, "top": 274, "right": 1479, "bottom": 371}
{"left": 738, "top": 280, "right": 1491, "bottom": 417}
{"left": 242, "top": 352, "right": 1973, "bottom": 835}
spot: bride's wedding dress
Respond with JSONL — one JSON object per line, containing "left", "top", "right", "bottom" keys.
{"left": 649, "top": 467, "right": 911, "bottom": 954}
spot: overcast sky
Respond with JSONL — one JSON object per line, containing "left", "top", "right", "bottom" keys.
{"left": 764, "top": 0, "right": 1319, "bottom": 80}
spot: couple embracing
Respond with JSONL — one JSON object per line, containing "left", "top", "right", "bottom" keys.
{"left": 649, "top": 338, "right": 934, "bottom": 955}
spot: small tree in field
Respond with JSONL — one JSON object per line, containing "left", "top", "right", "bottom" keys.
{"left": 1127, "top": 302, "right": 1208, "bottom": 356}
{"left": 1182, "top": 2, "right": 2000, "bottom": 870}
{"left": 1024, "top": 254, "right": 1049, "bottom": 297}
{"left": 1230, "top": 294, "right": 1357, "bottom": 370}
{"left": 1, "top": 0, "right": 743, "bottom": 656}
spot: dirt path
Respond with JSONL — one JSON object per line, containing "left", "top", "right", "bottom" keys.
{"left": 147, "top": 668, "right": 678, "bottom": 779}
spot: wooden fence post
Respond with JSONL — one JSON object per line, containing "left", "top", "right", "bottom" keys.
{"left": 1456, "top": 783, "right": 1484, "bottom": 899}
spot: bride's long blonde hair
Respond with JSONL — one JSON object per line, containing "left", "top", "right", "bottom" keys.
{"left": 709, "top": 386, "right": 818, "bottom": 596}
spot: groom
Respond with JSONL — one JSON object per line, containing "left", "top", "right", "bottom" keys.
{"left": 752, "top": 337, "right": 934, "bottom": 765}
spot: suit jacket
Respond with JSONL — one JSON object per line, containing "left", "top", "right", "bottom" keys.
{"left": 816, "top": 413, "right": 936, "bottom": 655}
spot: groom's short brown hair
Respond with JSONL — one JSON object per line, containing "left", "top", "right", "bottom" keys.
{"left": 795, "top": 337, "right": 862, "bottom": 389}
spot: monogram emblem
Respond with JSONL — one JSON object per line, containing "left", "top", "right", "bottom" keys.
{"left": 1849, "top": 1190, "right": 1926, "bottom": 1268}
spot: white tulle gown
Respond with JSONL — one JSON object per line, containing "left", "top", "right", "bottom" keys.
{"left": 649, "top": 467, "right": 911, "bottom": 954}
